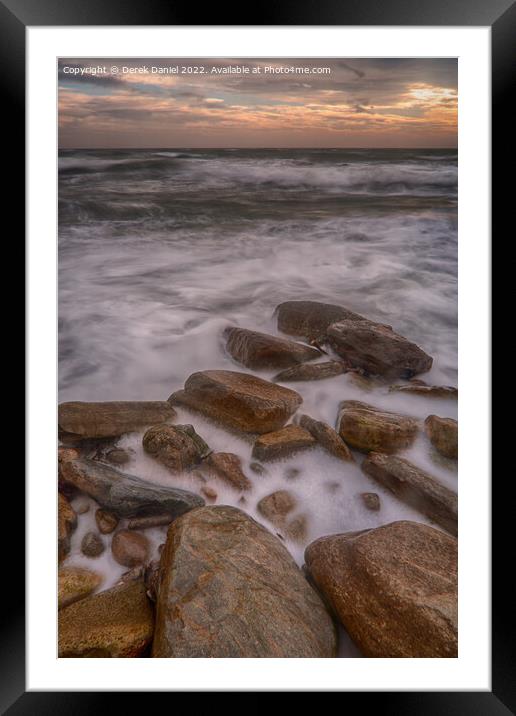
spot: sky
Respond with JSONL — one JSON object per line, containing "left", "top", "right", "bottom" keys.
{"left": 58, "top": 58, "right": 457, "bottom": 149}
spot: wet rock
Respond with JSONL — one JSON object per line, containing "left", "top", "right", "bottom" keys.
{"left": 338, "top": 400, "right": 419, "bottom": 453}
{"left": 285, "top": 514, "right": 308, "bottom": 542}
{"left": 144, "top": 560, "right": 161, "bottom": 602}
{"left": 276, "top": 300, "right": 367, "bottom": 341}
{"left": 152, "top": 506, "right": 337, "bottom": 657}
{"left": 362, "top": 453, "right": 457, "bottom": 535}
{"left": 142, "top": 423, "right": 210, "bottom": 473}
{"left": 299, "top": 414, "right": 354, "bottom": 462}
{"left": 170, "top": 370, "right": 302, "bottom": 434}
{"left": 81, "top": 531, "right": 105, "bottom": 558}
{"left": 60, "top": 457, "right": 204, "bottom": 518}
{"left": 58, "top": 493, "right": 77, "bottom": 562}
{"left": 128, "top": 514, "right": 173, "bottom": 530}
{"left": 273, "top": 360, "right": 346, "bottom": 382}
{"left": 390, "top": 384, "right": 458, "bottom": 398}
{"left": 58, "top": 400, "right": 176, "bottom": 440}
{"left": 305, "top": 520, "right": 457, "bottom": 657}
{"left": 224, "top": 326, "right": 321, "bottom": 370}
{"left": 112, "top": 529, "right": 150, "bottom": 567}
{"left": 250, "top": 461, "right": 267, "bottom": 475}
{"left": 257, "top": 490, "right": 297, "bottom": 526}
{"left": 105, "top": 448, "right": 132, "bottom": 465}
{"left": 200, "top": 485, "right": 218, "bottom": 502}
{"left": 201, "top": 452, "right": 252, "bottom": 491}
{"left": 327, "top": 320, "right": 433, "bottom": 378}
{"left": 361, "top": 492, "right": 381, "bottom": 511}
{"left": 58, "top": 567, "right": 103, "bottom": 609}
{"left": 58, "top": 446, "right": 81, "bottom": 464}
{"left": 95, "top": 508, "right": 119, "bottom": 535}
{"left": 58, "top": 579, "right": 154, "bottom": 657}
{"left": 425, "top": 415, "right": 458, "bottom": 459}
{"left": 251, "top": 425, "right": 315, "bottom": 462}
{"left": 73, "top": 498, "right": 91, "bottom": 515}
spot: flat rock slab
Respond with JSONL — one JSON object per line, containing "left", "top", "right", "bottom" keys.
{"left": 201, "top": 452, "right": 252, "bottom": 491}
{"left": 252, "top": 424, "right": 316, "bottom": 462}
{"left": 58, "top": 401, "right": 176, "bottom": 439}
{"left": 59, "top": 580, "right": 154, "bottom": 657}
{"left": 362, "top": 453, "right": 457, "bottom": 536}
{"left": 152, "top": 506, "right": 336, "bottom": 657}
{"left": 58, "top": 567, "right": 103, "bottom": 609}
{"left": 338, "top": 400, "right": 419, "bottom": 453}
{"left": 425, "top": 415, "right": 458, "bottom": 459}
{"left": 170, "top": 370, "right": 302, "bottom": 434}
{"left": 142, "top": 423, "right": 210, "bottom": 473}
{"left": 60, "top": 457, "right": 204, "bottom": 518}
{"left": 276, "top": 300, "right": 368, "bottom": 341}
{"left": 299, "top": 414, "right": 354, "bottom": 462}
{"left": 390, "top": 384, "right": 458, "bottom": 398}
{"left": 305, "top": 520, "right": 457, "bottom": 657}
{"left": 224, "top": 326, "right": 320, "bottom": 370}
{"left": 328, "top": 320, "right": 433, "bottom": 378}
{"left": 273, "top": 360, "right": 346, "bottom": 382}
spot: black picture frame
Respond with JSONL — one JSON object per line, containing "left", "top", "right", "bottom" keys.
{"left": 7, "top": 0, "right": 509, "bottom": 709}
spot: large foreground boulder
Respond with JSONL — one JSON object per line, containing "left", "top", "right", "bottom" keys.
{"left": 305, "top": 521, "right": 457, "bottom": 657}
{"left": 60, "top": 457, "right": 204, "bottom": 518}
{"left": 275, "top": 300, "right": 367, "bottom": 341}
{"left": 224, "top": 326, "right": 320, "bottom": 370}
{"left": 338, "top": 400, "right": 419, "bottom": 453}
{"left": 169, "top": 370, "right": 302, "bottom": 434}
{"left": 152, "top": 506, "right": 337, "bottom": 657}
{"left": 362, "top": 453, "right": 457, "bottom": 536}
{"left": 425, "top": 415, "right": 458, "bottom": 459}
{"left": 59, "top": 580, "right": 154, "bottom": 657}
{"left": 327, "top": 320, "right": 433, "bottom": 378}
{"left": 58, "top": 401, "right": 176, "bottom": 439}
{"left": 58, "top": 567, "right": 103, "bottom": 609}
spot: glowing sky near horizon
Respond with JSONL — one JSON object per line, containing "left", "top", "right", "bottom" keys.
{"left": 58, "top": 58, "right": 457, "bottom": 148}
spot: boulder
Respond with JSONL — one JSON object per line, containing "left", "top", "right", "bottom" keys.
{"left": 58, "top": 400, "right": 176, "bottom": 439}
{"left": 58, "top": 579, "right": 154, "bottom": 657}
{"left": 305, "top": 520, "right": 457, "bottom": 657}
{"left": 59, "top": 457, "right": 204, "bottom": 519}
{"left": 58, "top": 492, "right": 77, "bottom": 562}
{"left": 81, "top": 531, "right": 105, "bottom": 558}
{"left": 338, "top": 400, "right": 419, "bottom": 453}
{"left": 273, "top": 360, "right": 346, "bottom": 382}
{"left": 361, "top": 492, "right": 380, "bottom": 511}
{"left": 224, "top": 326, "right": 320, "bottom": 370}
{"left": 257, "top": 490, "right": 297, "bottom": 526}
{"left": 152, "top": 506, "right": 337, "bottom": 657}
{"left": 58, "top": 567, "right": 103, "bottom": 609}
{"left": 95, "top": 509, "right": 119, "bottom": 535}
{"left": 112, "top": 530, "right": 150, "bottom": 567}
{"left": 327, "top": 320, "right": 433, "bottom": 378}
{"left": 390, "top": 384, "right": 458, "bottom": 399}
{"left": 299, "top": 414, "right": 354, "bottom": 462}
{"left": 201, "top": 452, "right": 252, "bottom": 491}
{"left": 425, "top": 415, "right": 458, "bottom": 459}
{"left": 275, "top": 300, "right": 367, "bottom": 341}
{"left": 363, "top": 453, "right": 457, "bottom": 534}
{"left": 251, "top": 425, "right": 316, "bottom": 462}
{"left": 142, "top": 423, "right": 210, "bottom": 473}
{"left": 170, "top": 370, "right": 302, "bottom": 434}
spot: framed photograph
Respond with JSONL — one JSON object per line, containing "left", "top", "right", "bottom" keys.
{"left": 6, "top": 0, "right": 507, "bottom": 708}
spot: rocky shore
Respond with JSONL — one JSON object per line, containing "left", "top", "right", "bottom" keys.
{"left": 58, "top": 300, "right": 458, "bottom": 658}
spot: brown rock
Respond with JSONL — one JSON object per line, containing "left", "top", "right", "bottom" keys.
{"left": 305, "top": 520, "right": 457, "bottom": 657}
{"left": 252, "top": 425, "right": 315, "bottom": 462}
{"left": 73, "top": 498, "right": 91, "bottom": 515}
{"left": 361, "top": 492, "right": 381, "bottom": 511}
{"left": 285, "top": 514, "right": 308, "bottom": 542}
{"left": 128, "top": 514, "right": 174, "bottom": 530}
{"left": 112, "top": 530, "right": 150, "bottom": 567}
{"left": 425, "top": 415, "right": 458, "bottom": 459}
{"left": 299, "top": 414, "right": 354, "bottom": 462}
{"left": 58, "top": 447, "right": 81, "bottom": 464}
{"left": 95, "top": 508, "right": 119, "bottom": 534}
{"left": 338, "top": 400, "right": 419, "bottom": 453}
{"left": 390, "top": 384, "right": 458, "bottom": 398}
{"left": 200, "top": 485, "right": 218, "bottom": 502}
{"left": 224, "top": 326, "right": 321, "bottom": 370}
{"left": 257, "top": 490, "right": 297, "bottom": 526}
{"left": 170, "top": 370, "right": 302, "bottom": 434}
{"left": 328, "top": 320, "right": 433, "bottom": 378}
{"left": 105, "top": 448, "right": 131, "bottom": 465}
{"left": 58, "top": 567, "right": 103, "bottom": 609}
{"left": 142, "top": 423, "right": 210, "bottom": 473}
{"left": 58, "top": 400, "right": 176, "bottom": 439}
{"left": 81, "top": 531, "right": 105, "bottom": 558}
{"left": 276, "top": 300, "right": 367, "bottom": 341}
{"left": 58, "top": 579, "right": 154, "bottom": 657}
{"left": 152, "top": 506, "right": 337, "bottom": 657}
{"left": 273, "top": 360, "right": 346, "bottom": 382}
{"left": 58, "top": 493, "right": 77, "bottom": 562}
{"left": 201, "top": 452, "right": 252, "bottom": 491}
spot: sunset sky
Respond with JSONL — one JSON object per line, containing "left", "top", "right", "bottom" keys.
{"left": 58, "top": 58, "right": 457, "bottom": 148}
